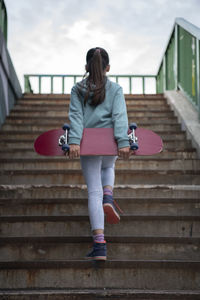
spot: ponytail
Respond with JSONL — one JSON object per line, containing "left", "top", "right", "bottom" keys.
{"left": 81, "top": 47, "right": 109, "bottom": 106}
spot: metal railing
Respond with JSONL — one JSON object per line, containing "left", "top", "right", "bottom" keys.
{"left": 23, "top": 18, "right": 200, "bottom": 119}
{"left": 0, "top": 0, "right": 7, "bottom": 44}
{"left": 156, "top": 17, "right": 200, "bottom": 119}
{"left": 24, "top": 74, "right": 156, "bottom": 95}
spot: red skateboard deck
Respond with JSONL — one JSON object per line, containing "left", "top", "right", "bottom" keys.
{"left": 34, "top": 126, "right": 163, "bottom": 156}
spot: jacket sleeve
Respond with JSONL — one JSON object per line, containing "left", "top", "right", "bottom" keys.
{"left": 112, "top": 87, "right": 129, "bottom": 149}
{"left": 68, "top": 85, "right": 84, "bottom": 145}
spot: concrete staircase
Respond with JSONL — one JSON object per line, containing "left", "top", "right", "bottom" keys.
{"left": 0, "top": 93, "right": 200, "bottom": 299}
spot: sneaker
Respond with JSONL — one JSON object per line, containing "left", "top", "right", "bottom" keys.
{"left": 85, "top": 241, "right": 107, "bottom": 261}
{"left": 103, "top": 194, "right": 123, "bottom": 224}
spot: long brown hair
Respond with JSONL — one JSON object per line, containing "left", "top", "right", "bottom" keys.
{"left": 78, "top": 47, "right": 109, "bottom": 106}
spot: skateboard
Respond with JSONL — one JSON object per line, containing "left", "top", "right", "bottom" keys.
{"left": 34, "top": 123, "right": 163, "bottom": 156}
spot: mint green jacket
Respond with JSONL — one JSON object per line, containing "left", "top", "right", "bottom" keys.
{"left": 68, "top": 78, "right": 129, "bottom": 149}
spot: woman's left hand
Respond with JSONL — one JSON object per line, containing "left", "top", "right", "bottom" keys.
{"left": 68, "top": 144, "right": 80, "bottom": 159}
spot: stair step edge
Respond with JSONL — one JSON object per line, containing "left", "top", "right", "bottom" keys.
{"left": 0, "top": 260, "right": 200, "bottom": 269}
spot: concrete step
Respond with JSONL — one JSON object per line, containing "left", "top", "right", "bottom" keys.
{"left": 0, "top": 259, "right": 199, "bottom": 290}
{"left": 1, "top": 196, "right": 199, "bottom": 217}
{"left": 22, "top": 93, "right": 165, "bottom": 99}
{"left": 0, "top": 236, "right": 199, "bottom": 261}
{"left": 7, "top": 109, "right": 174, "bottom": 119}
{"left": 1, "top": 184, "right": 200, "bottom": 199}
{"left": 17, "top": 98, "right": 168, "bottom": 106}
{"left": 22, "top": 93, "right": 71, "bottom": 99}
{"left": 19, "top": 93, "right": 165, "bottom": 100}
{"left": 1, "top": 169, "right": 200, "bottom": 185}
{"left": 6, "top": 115, "right": 179, "bottom": 125}
{"left": 0, "top": 129, "right": 188, "bottom": 141}
{"left": 0, "top": 130, "right": 188, "bottom": 142}
{"left": 0, "top": 288, "right": 200, "bottom": 300}
{"left": 1, "top": 158, "right": 200, "bottom": 172}
{"left": 13, "top": 103, "right": 170, "bottom": 112}
{"left": 10, "top": 109, "right": 175, "bottom": 118}
{"left": 0, "top": 140, "right": 193, "bottom": 153}
{"left": 11, "top": 106, "right": 174, "bottom": 117}
{"left": 1, "top": 122, "right": 181, "bottom": 132}
{"left": 0, "top": 134, "right": 193, "bottom": 152}
{"left": 0, "top": 214, "right": 199, "bottom": 237}
{"left": 16, "top": 94, "right": 167, "bottom": 101}
{"left": 0, "top": 148, "right": 197, "bottom": 159}
{"left": 22, "top": 92, "right": 165, "bottom": 97}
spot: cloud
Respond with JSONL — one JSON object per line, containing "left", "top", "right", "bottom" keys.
{"left": 5, "top": 0, "right": 200, "bottom": 92}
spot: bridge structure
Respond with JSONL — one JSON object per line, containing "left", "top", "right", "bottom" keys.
{"left": 0, "top": 1, "right": 200, "bottom": 298}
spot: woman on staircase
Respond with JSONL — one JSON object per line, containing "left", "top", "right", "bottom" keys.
{"left": 68, "top": 47, "right": 131, "bottom": 260}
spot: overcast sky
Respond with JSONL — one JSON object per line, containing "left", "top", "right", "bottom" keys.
{"left": 4, "top": 0, "right": 200, "bottom": 93}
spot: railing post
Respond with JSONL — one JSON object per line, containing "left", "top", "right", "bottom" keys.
{"left": 24, "top": 75, "right": 32, "bottom": 93}
{"left": 196, "top": 38, "right": 200, "bottom": 121}
{"left": 155, "top": 75, "right": 158, "bottom": 94}
{"left": 62, "top": 76, "right": 65, "bottom": 94}
{"left": 51, "top": 76, "right": 53, "bottom": 93}
{"left": 163, "top": 55, "right": 166, "bottom": 91}
{"left": 174, "top": 24, "right": 178, "bottom": 90}
{"left": 39, "top": 76, "right": 41, "bottom": 94}
{"left": 142, "top": 77, "right": 145, "bottom": 94}
{"left": 24, "top": 75, "right": 28, "bottom": 93}
{"left": 129, "top": 77, "right": 132, "bottom": 94}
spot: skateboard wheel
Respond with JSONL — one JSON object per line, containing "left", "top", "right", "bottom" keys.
{"left": 63, "top": 123, "right": 70, "bottom": 131}
{"left": 62, "top": 144, "right": 70, "bottom": 152}
{"left": 129, "top": 123, "right": 137, "bottom": 130}
{"left": 130, "top": 143, "right": 139, "bottom": 151}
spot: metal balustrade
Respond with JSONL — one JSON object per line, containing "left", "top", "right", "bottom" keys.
{"left": 24, "top": 74, "right": 156, "bottom": 95}
{"left": 157, "top": 18, "right": 200, "bottom": 119}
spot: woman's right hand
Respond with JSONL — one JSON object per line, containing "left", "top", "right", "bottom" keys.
{"left": 118, "top": 147, "right": 131, "bottom": 160}
{"left": 69, "top": 144, "right": 80, "bottom": 159}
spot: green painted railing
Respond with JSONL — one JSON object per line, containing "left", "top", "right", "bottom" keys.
{"left": 24, "top": 18, "right": 200, "bottom": 119}
{"left": 0, "top": 0, "right": 7, "bottom": 44}
{"left": 24, "top": 74, "right": 156, "bottom": 95}
{"left": 156, "top": 18, "right": 200, "bottom": 119}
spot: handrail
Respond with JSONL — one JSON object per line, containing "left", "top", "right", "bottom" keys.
{"left": 0, "top": 2, "right": 22, "bottom": 128}
{"left": 156, "top": 17, "right": 200, "bottom": 119}
{"left": 0, "top": 0, "right": 7, "bottom": 44}
{"left": 24, "top": 74, "right": 156, "bottom": 95}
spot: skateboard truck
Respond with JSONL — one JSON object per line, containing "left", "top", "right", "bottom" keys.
{"left": 128, "top": 123, "right": 139, "bottom": 151}
{"left": 58, "top": 123, "right": 70, "bottom": 153}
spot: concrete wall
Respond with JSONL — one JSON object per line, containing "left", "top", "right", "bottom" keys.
{"left": 0, "top": 28, "right": 22, "bottom": 128}
{"left": 165, "top": 90, "right": 200, "bottom": 158}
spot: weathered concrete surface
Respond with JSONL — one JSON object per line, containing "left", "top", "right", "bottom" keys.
{"left": 0, "top": 289, "right": 200, "bottom": 300}
{"left": 165, "top": 90, "right": 200, "bottom": 158}
{"left": 1, "top": 237, "right": 200, "bottom": 261}
{"left": 1, "top": 184, "right": 200, "bottom": 199}
{"left": 0, "top": 261, "right": 200, "bottom": 289}
{"left": 0, "top": 93, "right": 200, "bottom": 297}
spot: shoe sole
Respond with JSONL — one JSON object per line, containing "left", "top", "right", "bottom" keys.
{"left": 85, "top": 256, "right": 107, "bottom": 261}
{"left": 103, "top": 203, "right": 120, "bottom": 224}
